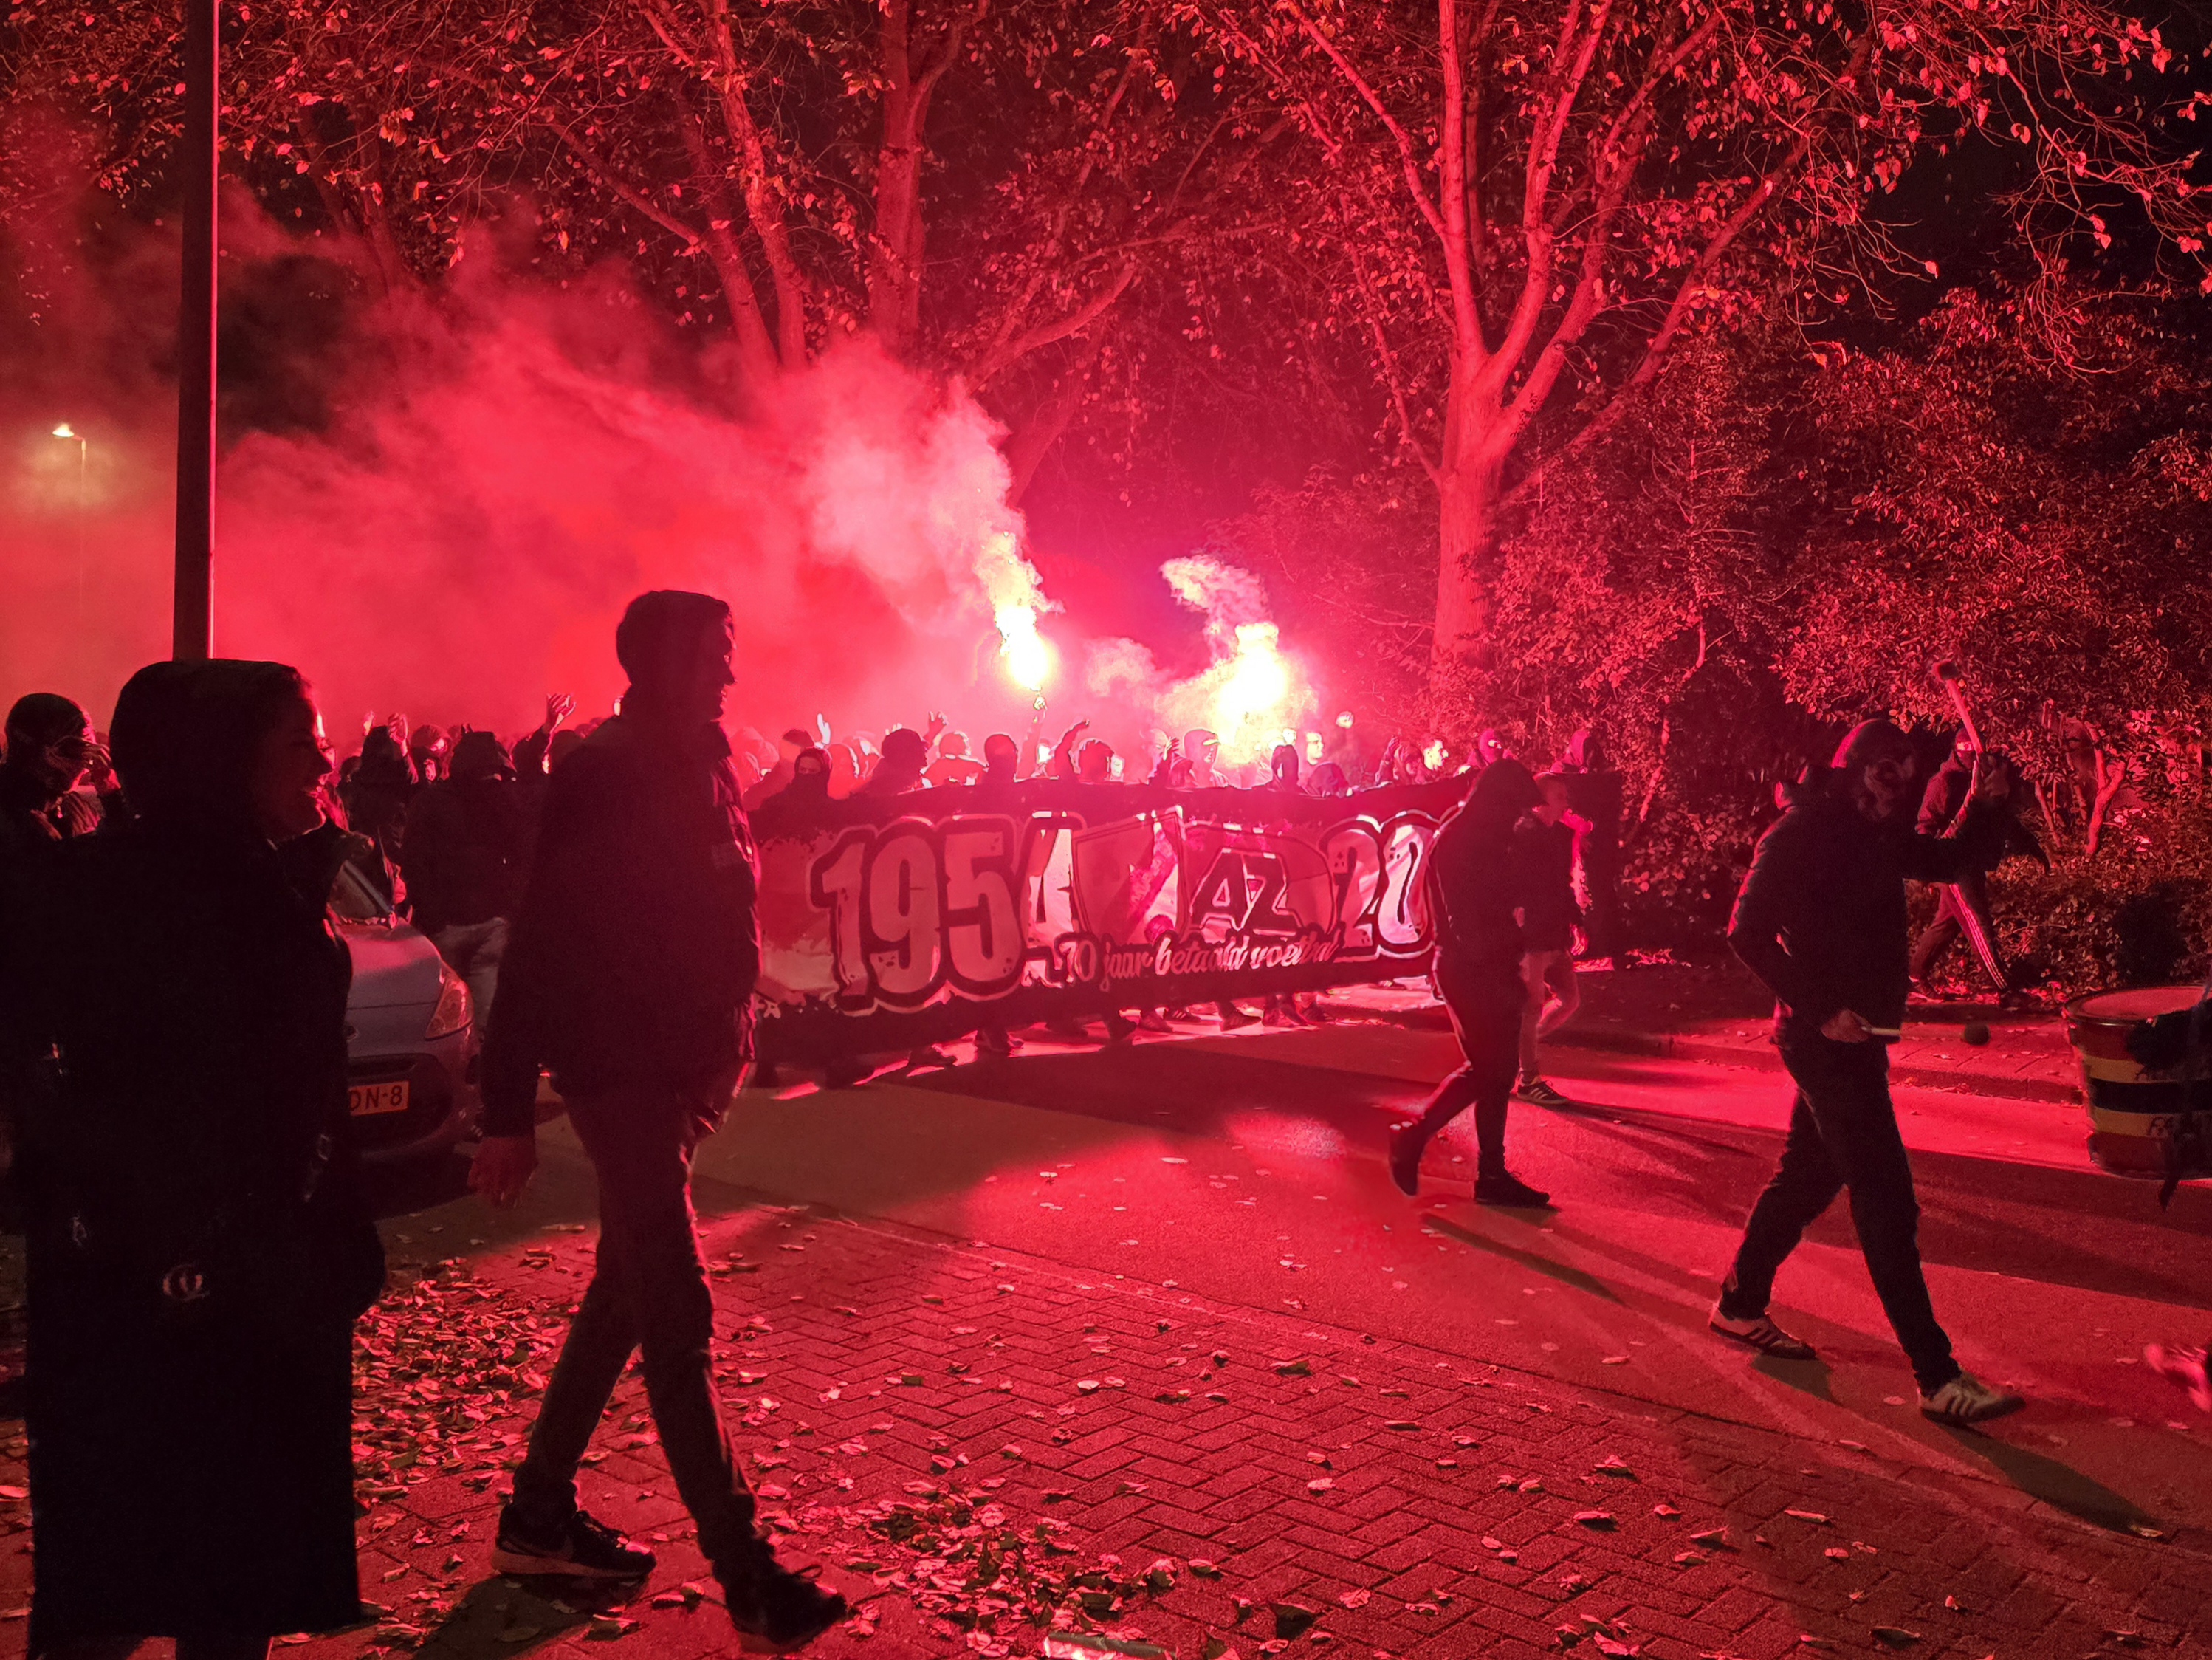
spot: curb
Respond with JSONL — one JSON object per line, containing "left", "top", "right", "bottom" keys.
{"left": 1556, "top": 1023, "right": 2082, "bottom": 1105}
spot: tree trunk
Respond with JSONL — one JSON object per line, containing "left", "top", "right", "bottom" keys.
{"left": 1432, "top": 448, "right": 1501, "bottom": 669}
{"left": 867, "top": 0, "right": 928, "bottom": 354}
{"left": 1000, "top": 335, "right": 1105, "bottom": 507}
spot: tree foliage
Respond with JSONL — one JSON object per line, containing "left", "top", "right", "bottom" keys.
{"left": 1, "top": 1, "right": 1273, "bottom": 488}
{"left": 1175, "top": 0, "right": 2211, "bottom": 664}
{"left": 1217, "top": 277, "right": 2211, "bottom": 972}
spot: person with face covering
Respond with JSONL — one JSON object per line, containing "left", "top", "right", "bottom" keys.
{"left": 755, "top": 744, "right": 831, "bottom": 814}
{"left": 0, "top": 660, "right": 385, "bottom": 1660}
{"left": 743, "top": 727, "right": 817, "bottom": 811}
{"left": 1712, "top": 719, "right": 2023, "bottom": 1426}
{"left": 0, "top": 695, "right": 103, "bottom": 865}
{"left": 1387, "top": 761, "right": 1553, "bottom": 1208}
{"left": 471, "top": 591, "right": 846, "bottom": 1649}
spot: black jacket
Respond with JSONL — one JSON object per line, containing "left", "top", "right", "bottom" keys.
{"left": 478, "top": 714, "right": 759, "bottom": 1135}
{"left": 0, "top": 766, "right": 100, "bottom": 866}
{"left": 1731, "top": 779, "right": 2001, "bottom": 1042}
{"left": 399, "top": 775, "right": 532, "bottom": 936}
{"left": 1426, "top": 803, "right": 1524, "bottom": 987}
{"left": 1510, "top": 815, "right": 1579, "bottom": 953}
{"left": 1917, "top": 755, "right": 2044, "bottom": 872}
{"left": 1, "top": 818, "right": 381, "bottom": 1643}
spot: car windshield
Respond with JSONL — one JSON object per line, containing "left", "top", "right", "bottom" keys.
{"left": 329, "top": 861, "right": 396, "bottom": 924}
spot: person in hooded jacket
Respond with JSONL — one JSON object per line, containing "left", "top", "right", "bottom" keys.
{"left": 1712, "top": 719, "right": 2024, "bottom": 1425}
{"left": 859, "top": 727, "right": 930, "bottom": 797}
{"left": 1908, "top": 733, "right": 2042, "bottom": 1006}
{"left": 399, "top": 729, "right": 534, "bottom": 1025}
{"left": 0, "top": 696, "right": 103, "bottom": 866}
{"left": 1387, "top": 761, "right": 1553, "bottom": 1208}
{"left": 470, "top": 591, "right": 847, "bottom": 1651}
{"left": 750, "top": 744, "right": 832, "bottom": 823}
{"left": 0, "top": 659, "right": 384, "bottom": 1660}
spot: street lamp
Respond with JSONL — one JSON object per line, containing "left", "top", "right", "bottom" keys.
{"left": 52, "top": 423, "right": 89, "bottom": 631}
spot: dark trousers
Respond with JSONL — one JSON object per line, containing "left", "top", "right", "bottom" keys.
{"left": 1576, "top": 850, "right": 1624, "bottom": 961}
{"left": 510, "top": 1085, "right": 755, "bottom": 1569}
{"left": 1408, "top": 956, "right": 1524, "bottom": 1176}
{"left": 1909, "top": 874, "right": 2011, "bottom": 991}
{"left": 1720, "top": 1038, "right": 1958, "bottom": 1392}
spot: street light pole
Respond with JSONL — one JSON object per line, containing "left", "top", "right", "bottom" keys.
{"left": 172, "top": 0, "right": 219, "bottom": 663}
{"left": 54, "top": 425, "right": 89, "bottom": 634}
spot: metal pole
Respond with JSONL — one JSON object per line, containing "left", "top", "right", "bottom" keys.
{"left": 172, "top": 0, "right": 219, "bottom": 663}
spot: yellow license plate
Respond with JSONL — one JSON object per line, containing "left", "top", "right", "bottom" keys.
{"left": 349, "top": 1080, "right": 412, "bottom": 1117}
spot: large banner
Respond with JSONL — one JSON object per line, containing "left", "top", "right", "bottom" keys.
{"left": 749, "top": 777, "right": 1466, "bottom": 1061}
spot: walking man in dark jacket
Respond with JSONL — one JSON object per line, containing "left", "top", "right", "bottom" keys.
{"left": 470, "top": 591, "right": 847, "bottom": 1650}
{"left": 1387, "top": 761, "right": 1552, "bottom": 1208}
{"left": 1712, "top": 720, "right": 2024, "bottom": 1425}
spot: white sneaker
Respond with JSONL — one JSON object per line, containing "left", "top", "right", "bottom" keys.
{"left": 1919, "top": 1371, "right": 2024, "bottom": 1426}
{"left": 1709, "top": 1306, "right": 1816, "bottom": 1361}
{"left": 2144, "top": 1343, "right": 2212, "bottom": 1412}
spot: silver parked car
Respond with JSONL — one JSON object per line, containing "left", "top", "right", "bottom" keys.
{"left": 329, "top": 862, "right": 478, "bottom": 1162}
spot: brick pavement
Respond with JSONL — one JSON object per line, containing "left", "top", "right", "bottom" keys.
{"left": 0, "top": 1205, "right": 2199, "bottom": 1660}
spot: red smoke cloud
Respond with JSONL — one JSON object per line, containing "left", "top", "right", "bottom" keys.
{"left": 2, "top": 192, "right": 1054, "bottom": 747}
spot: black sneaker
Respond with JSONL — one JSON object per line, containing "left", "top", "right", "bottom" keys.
{"left": 1474, "top": 1171, "right": 1553, "bottom": 1208}
{"left": 724, "top": 1549, "right": 851, "bottom": 1653}
{"left": 1387, "top": 1122, "right": 1424, "bottom": 1198}
{"left": 492, "top": 1504, "right": 656, "bottom": 1580}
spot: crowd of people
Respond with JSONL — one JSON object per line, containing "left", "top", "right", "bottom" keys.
{"left": 3, "top": 591, "right": 2200, "bottom": 1658}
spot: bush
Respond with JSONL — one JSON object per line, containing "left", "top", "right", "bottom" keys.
{"left": 1991, "top": 806, "right": 2212, "bottom": 995}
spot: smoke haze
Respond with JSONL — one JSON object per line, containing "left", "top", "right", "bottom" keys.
{"left": 2, "top": 191, "right": 1057, "bottom": 744}
{"left": 3, "top": 182, "right": 1319, "bottom": 772}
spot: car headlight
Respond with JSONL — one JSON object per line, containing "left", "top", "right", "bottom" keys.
{"left": 425, "top": 961, "right": 473, "bottom": 1040}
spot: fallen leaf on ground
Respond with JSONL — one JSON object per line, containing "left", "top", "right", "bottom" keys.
{"left": 1273, "top": 1604, "right": 1319, "bottom": 1640}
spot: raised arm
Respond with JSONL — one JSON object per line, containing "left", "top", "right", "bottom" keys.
{"left": 1901, "top": 758, "right": 2008, "bottom": 884}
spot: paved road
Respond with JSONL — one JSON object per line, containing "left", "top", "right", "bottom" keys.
{"left": 4, "top": 1009, "right": 2188, "bottom": 1660}
{"left": 375, "top": 1012, "right": 2212, "bottom": 1543}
